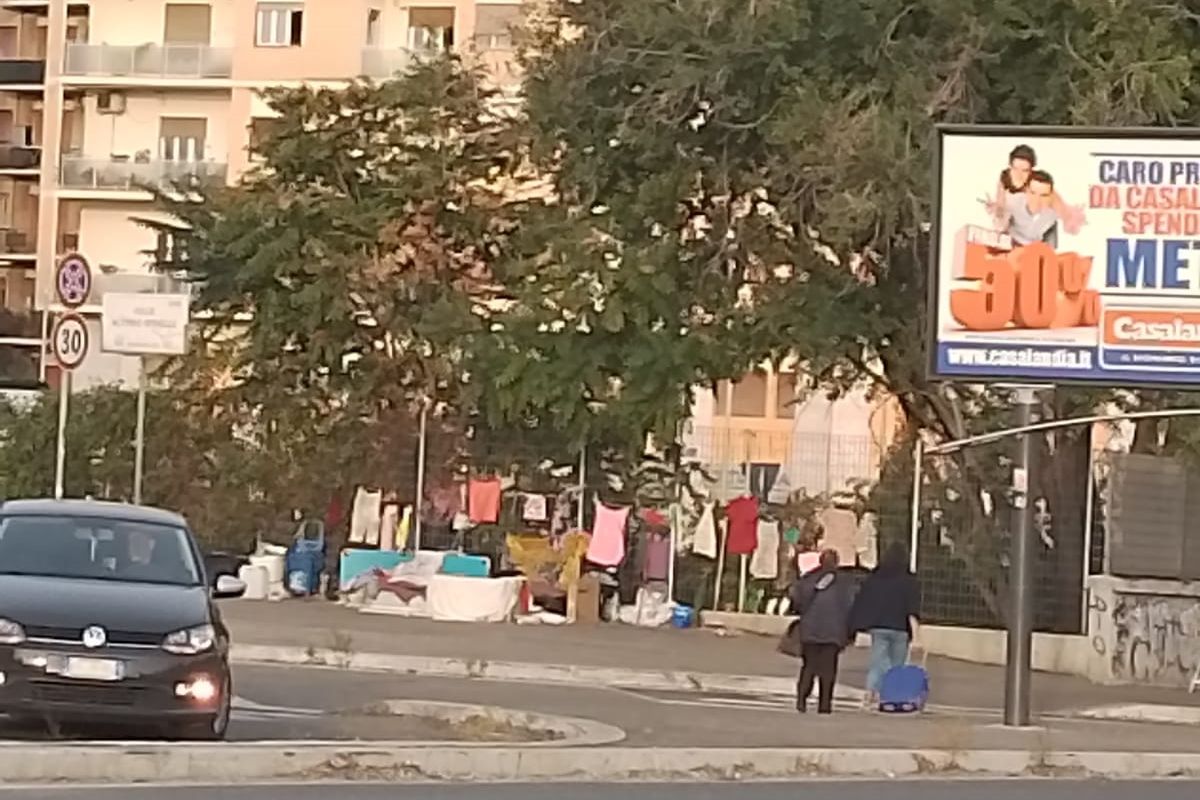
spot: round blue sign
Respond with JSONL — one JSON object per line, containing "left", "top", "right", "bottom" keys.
{"left": 56, "top": 253, "right": 92, "bottom": 308}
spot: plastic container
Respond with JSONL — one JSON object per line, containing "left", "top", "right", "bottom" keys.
{"left": 249, "top": 554, "right": 285, "bottom": 586}
{"left": 671, "top": 604, "right": 695, "bottom": 629}
{"left": 238, "top": 565, "right": 269, "bottom": 600}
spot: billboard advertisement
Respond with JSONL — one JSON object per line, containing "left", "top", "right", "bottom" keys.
{"left": 929, "top": 125, "right": 1200, "bottom": 386}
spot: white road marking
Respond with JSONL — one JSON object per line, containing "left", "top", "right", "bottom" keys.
{"left": 230, "top": 696, "right": 323, "bottom": 719}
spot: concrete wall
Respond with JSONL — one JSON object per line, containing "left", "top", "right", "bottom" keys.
{"left": 918, "top": 575, "right": 1200, "bottom": 689}
{"left": 77, "top": 203, "right": 172, "bottom": 274}
{"left": 1087, "top": 574, "right": 1200, "bottom": 688}
{"left": 78, "top": 91, "right": 231, "bottom": 162}
{"left": 87, "top": 0, "right": 238, "bottom": 46}
{"left": 701, "top": 575, "right": 1200, "bottom": 689}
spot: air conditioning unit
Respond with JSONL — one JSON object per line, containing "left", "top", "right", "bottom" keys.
{"left": 96, "top": 91, "right": 127, "bottom": 115}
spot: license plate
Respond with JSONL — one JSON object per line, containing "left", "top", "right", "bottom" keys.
{"left": 62, "top": 657, "right": 123, "bottom": 682}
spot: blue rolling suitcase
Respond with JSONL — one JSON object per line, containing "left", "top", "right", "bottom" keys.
{"left": 878, "top": 664, "right": 929, "bottom": 713}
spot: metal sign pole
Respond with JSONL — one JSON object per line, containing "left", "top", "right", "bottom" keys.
{"left": 53, "top": 370, "right": 70, "bottom": 499}
{"left": 133, "top": 357, "right": 147, "bottom": 504}
{"left": 576, "top": 445, "right": 586, "bottom": 530}
{"left": 1005, "top": 386, "right": 1040, "bottom": 727}
{"left": 413, "top": 402, "right": 428, "bottom": 551}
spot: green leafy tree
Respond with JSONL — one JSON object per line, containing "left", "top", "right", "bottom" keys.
{"left": 517, "top": 0, "right": 1200, "bottom": 623}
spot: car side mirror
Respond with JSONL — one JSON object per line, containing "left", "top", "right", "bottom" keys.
{"left": 213, "top": 575, "right": 247, "bottom": 599}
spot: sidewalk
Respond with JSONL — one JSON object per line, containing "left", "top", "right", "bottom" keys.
{"left": 221, "top": 599, "right": 1200, "bottom": 715}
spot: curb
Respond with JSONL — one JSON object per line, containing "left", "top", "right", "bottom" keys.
{"left": 231, "top": 643, "right": 867, "bottom": 702}
{"left": 363, "top": 700, "right": 627, "bottom": 746}
{"left": 2, "top": 744, "right": 1199, "bottom": 783}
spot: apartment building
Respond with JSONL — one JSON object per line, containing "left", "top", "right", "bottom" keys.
{"left": 0, "top": 0, "right": 524, "bottom": 389}
{"left": 685, "top": 365, "right": 904, "bottom": 500}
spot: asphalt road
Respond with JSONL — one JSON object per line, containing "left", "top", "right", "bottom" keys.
{"left": 4, "top": 781, "right": 1200, "bottom": 800}
{"left": 2, "top": 662, "right": 1199, "bottom": 751}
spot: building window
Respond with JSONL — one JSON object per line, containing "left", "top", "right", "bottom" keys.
{"left": 718, "top": 371, "right": 769, "bottom": 418}
{"left": 474, "top": 4, "right": 520, "bottom": 50}
{"left": 408, "top": 8, "right": 454, "bottom": 53}
{"left": 160, "top": 117, "right": 207, "bottom": 162}
{"left": 775, "top": 371, "right": 798, "bottom": 419}
{"left": 248, "top": 117, "right": 281, "bottom": 155}
{"left": 156, "top": 230, "right": 188, "bottom": 266}
{"left": 256, "top": 3, "right": 304, "bottom": 47}
{"left": 164, "top": 3, "right": 213, "bottom": 45}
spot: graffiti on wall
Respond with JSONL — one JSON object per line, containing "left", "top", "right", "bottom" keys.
{"left": 1110, "top": 592, "right": 1200, "bottom": 686}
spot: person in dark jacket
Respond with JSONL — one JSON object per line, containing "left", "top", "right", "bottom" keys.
{"left": 850, "top": 542, "right": 922, "bottom": 705}
{"left": 788, "top": 548, "right": 856, "bottom": 714}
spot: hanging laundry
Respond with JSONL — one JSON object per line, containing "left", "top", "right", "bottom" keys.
{"left": 857, "top": 511, "right": 879, "bottom": 569}
{"left": 349, "top": 487, "right": 382, "bottom": 545}
{"left": 639, "top": 507, "right": 668, "bottom": 529}
{"left": 586, "top": 500, "right": 629, "bottom": 566}
{"left": 642, "top": 531, "right": 671, "bottom": 582}
{"left": 424, "top": 485, "right": 461, "bottom": 524}
{"left": 725, "top": 495, "right": 760, "bottom": 555}
{"left": 692, "top": 502, "right": 718, "bottom": 559}
{"left": 468, "top": 477, "right": 502, "bottom": 524}
{"left": 324, "top": 492, "right": 347, "bottom": 533}
{"left": 750, "top": 519, "right": 780, "bottom": 579}
{"left": 396, "top": 506, "right": 412, "bottom": 550}
{"left": 379, "top": 503, "right": 399, "bottom": 550}
{"left": 797, "top": 550, "right": 822, "bottom": 575}
{"left": 817, "top": 505, "right": 858, "bottom": 566}
{"left": 522, "top": 493, "right": 549, "bottom": 522}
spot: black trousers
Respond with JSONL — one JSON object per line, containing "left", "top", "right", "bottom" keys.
{"left": 797, "top": 642, "right": 841, "bottom": 713}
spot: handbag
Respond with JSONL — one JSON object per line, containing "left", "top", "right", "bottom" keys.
{"left": 776, "top": 618, "right": 803, "bottom": 658}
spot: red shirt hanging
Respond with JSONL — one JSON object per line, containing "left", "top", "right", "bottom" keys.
{"left": 468, "top": 478, "right": 502, "bottom": 524}
{"left": 725, "top": 496, "right": 760, "bottom": 555}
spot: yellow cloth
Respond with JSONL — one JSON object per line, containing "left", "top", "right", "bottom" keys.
{"left": 505, "top": 531, "right": 588, "bottom": 590}
{"left": 396, "top": 506, "right": 411, "bottom": 550}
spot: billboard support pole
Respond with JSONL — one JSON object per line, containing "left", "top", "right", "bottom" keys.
{"left": 1004, "top": 386, "right": 1040, "bottom": 727}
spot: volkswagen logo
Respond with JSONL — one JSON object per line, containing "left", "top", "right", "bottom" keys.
{"left": 81, "top": 626, "right": 107, "bottom": 649}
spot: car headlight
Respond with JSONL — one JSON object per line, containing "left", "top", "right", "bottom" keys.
{"left": 0, "top": 617, "right": 26, "bottom": 646}
{"left": 162, "top": 624, "right": 216, "bottom": 655}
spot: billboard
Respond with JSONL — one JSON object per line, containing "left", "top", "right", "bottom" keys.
{"left": 929, "top": 125, "right": 1200, "bottom": 386}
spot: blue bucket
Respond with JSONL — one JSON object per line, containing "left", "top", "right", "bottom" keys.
{"left": 671, "top": 604, "right": 695, "bottom": 629}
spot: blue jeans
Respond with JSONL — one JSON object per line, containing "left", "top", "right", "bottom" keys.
{"left": 866, "top": 628, "right": 911, "bottom": 694}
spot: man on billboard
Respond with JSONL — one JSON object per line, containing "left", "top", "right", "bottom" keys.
{"left": 1004, "top": 170, "right": 1060, "bottom": 248}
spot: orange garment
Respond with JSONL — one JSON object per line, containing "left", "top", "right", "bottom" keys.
{"left": 468, "top": 478, "right": 502, "bottom": 524}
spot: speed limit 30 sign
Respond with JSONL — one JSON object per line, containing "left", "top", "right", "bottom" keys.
{"left": 52, "top": 313, "right": 89, "bottom": 370}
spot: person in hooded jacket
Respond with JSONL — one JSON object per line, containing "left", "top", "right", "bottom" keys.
{"left": 850, "top": 542, "right": 922, "bottom": 705}
{"left": 788, "top": 548, "right": 856, "bottom": 714}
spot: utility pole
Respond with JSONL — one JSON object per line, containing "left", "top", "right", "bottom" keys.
{"left": 1004, "top": 386, "right": 1039, "bottom": 727}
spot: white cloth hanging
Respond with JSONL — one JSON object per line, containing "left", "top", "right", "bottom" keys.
{"left": 693, "top": 501, "right": 718, "bottom": 559}
{"left": 350, "top": 487, "right": 382, "bottom": 545}
{"left": 750, "top": 519, "right": 780, "bottom": 579}
{"left": 522, "top": 493, "right": 548, "bottom": 522}
{"left": 817, "top": 506, "right": 858, "bottom": 566}
{"left": 378, "top": 503, "right": 399, "bottom": 551}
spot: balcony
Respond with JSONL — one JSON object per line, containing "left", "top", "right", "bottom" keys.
{"left": 361, "top": 47, "right": 415, "bottom": 79}
{"left": 0, "top": 144, "right": 41, "bottom": 170}
{"left": 0, "top": 59, "right": 45, "bottom": 85}
{"left": 64, "top": 43, "right": 233, "bottom": 80}
{"left": 59, "top": 156, "right": 227, "bottom": 194}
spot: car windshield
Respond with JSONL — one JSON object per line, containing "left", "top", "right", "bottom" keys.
{"left": 0, "top": 514, "right": 202, "bottom": 587}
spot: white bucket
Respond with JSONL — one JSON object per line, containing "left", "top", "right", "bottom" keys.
{"left": 238, "top": 564, "right": 269, "bottom": 600}
{"left": 249, "top": 554, "right": 285, "bottom": 586}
